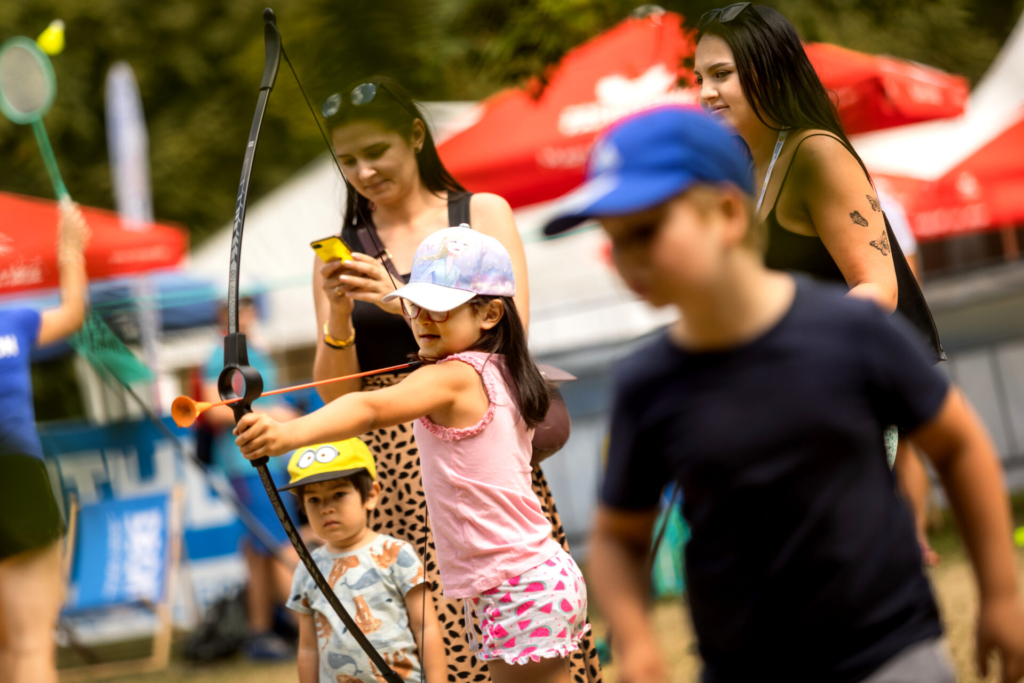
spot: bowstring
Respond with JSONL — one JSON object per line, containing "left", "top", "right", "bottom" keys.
{"left": 280, "top": 46, "right": 400, "bottom": 294}
{"left": 280, "top": 45, "right": 429, "bottom": 682}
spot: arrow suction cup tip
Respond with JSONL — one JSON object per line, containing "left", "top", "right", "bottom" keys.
{"left": 171, "top": 396, "right": 206, "bottom": 428}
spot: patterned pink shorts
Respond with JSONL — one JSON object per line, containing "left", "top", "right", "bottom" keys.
{"left": 465, "top": 548, "right": 590, "bottom": 666}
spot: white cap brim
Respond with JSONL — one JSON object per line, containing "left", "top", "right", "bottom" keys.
{"left": 383, "top": 281, "right": 476, "bottom": 312}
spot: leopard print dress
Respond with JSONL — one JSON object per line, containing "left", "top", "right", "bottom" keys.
{"left": 362, "top": 373, "right": 603, "bottom": 683}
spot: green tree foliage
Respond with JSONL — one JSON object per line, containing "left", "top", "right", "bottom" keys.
{"left": 0, "top": 0, "right": 1019, "bottom": 245}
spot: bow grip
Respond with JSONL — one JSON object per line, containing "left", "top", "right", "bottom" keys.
{"left": 218, "top": 332, "right": 267, "bottom": 467}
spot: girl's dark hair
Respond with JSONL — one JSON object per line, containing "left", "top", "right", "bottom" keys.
{"left": 468, "top": 296, "right": 551, "bottom": 430}
{"left": 697, "top": 6, "right": 867, "bottom": 170}
{"left": 329, "top": 76, "right": 466, "bottom": 229}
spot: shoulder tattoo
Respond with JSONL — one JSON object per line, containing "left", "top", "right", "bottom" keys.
{"left": 850, "top": 210, "right": 869, "bottom": 227}
{"left": 866, "top": 195, "right": 880, "bottom": 212}
{"left": 870, "top": 229, "right": 890, "bottom": 256}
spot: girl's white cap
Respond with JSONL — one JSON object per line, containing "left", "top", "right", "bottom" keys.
{"left": 383, "top": 225, "right": 515, "bottom": 312}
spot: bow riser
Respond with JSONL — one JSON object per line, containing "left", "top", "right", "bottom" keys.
{"left": 219, "top": 9, "right": 403, "bottom": 682}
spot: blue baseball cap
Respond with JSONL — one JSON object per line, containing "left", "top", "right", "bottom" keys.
{"left": 542, "top": 106, "right": 753, "bottom": 236}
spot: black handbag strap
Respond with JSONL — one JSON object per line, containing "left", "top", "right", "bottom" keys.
{"left": 356, "top": 191, "right": 475, "bottom": 282}
{"left": 448, "top": 191, "right": 472, "bottom": 227}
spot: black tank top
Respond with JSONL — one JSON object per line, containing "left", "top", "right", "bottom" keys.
{"left": 761, "top": 135, "right": 945, "bottom": 361}
{"left": 340, "top": 192, "right": 473, "bottom": 371}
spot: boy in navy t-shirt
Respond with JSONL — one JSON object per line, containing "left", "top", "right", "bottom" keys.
{"left": 543, "top": 107, "right": 1024, "bottom": 683}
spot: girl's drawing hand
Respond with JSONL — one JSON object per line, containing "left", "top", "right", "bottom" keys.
{"left": 234, "top": 413, "right": 292, "bottom": 459}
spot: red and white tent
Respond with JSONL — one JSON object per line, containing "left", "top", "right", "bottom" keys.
{"left": 875, "top": 108, "right": 1024, "bottom": 240}
{"left": 0, "top": 191, "right": 188, "bottom": 296}
{"left": 804, "top": 43, "right": 968, "bottom": 135}
{"left": 856, "top": 14, "right": 1024, "bottom": 240}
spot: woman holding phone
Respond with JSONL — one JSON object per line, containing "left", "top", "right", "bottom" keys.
{"left": 310, "top": 77, "right": 602, "bottom": 683}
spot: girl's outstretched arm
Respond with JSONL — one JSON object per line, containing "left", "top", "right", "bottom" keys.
{"left": 234, "top": 361, "right": 479, "bottom": 459}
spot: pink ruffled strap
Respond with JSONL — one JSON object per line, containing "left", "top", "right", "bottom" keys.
{"left": 417, "top": 353, "right": 498, "bottom": 441}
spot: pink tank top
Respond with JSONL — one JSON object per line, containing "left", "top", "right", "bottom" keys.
{"left": 414, "top": 352, "right": 561, "bottom": 599}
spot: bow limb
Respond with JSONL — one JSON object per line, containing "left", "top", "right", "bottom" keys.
{"left": 221, "top": 10, "right": 403, "bottom": 682}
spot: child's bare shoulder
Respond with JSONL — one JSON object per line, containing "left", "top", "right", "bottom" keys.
{"left": 417, "top": 356, "right": 482, "bottom": 388}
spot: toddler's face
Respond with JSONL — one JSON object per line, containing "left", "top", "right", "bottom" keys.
{"left": 302, "top": 477, "right": 378, "bottom": 552}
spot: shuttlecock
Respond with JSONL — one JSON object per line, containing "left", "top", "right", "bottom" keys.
{"left": 37, "top": 19, "right": 65, "bottom": 56}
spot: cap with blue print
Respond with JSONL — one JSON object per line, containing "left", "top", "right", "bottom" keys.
{"left": 542, "top": 106, "right": 753, "bottom": 236}
{"left": 383, "top": 225, "right": 515, "bottom": 313}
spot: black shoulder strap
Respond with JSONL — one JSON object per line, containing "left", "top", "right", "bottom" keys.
{"left": 771, "top": 133, "right": 837, "bottom": 212}
{"left": 448, "top": 191, "right": 473, "bottom": 227}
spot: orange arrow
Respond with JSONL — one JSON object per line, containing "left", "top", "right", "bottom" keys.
{"left": 171, "top": 361, "right": 420, "bottom": 428}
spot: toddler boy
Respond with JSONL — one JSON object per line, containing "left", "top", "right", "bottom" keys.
{"left": 284, "top": 438, "right": 445, "bottom": 682}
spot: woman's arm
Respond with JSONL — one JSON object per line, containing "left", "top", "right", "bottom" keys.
{"left": 795, "top": 136, "right": 898, "bottom": 313}
{"left": 405, "top": 584, "right": 446, "bottom": 682}
{"left": 234, "top": 361, "right": 481, "bottom": 459}
{"left": 312, "top": 255, "right": 364, "bottom": 401}
{"left": 296, "top": 612, "right": 319, "bottom": 683}
{"left": 38, "top": 203, "right": 90, "bottom": 347}
{"left": 911, "top": 388, "right": 1024, "bottom": 680}
{"left": 470, "top": 193, "right": 530, "bottom": 330}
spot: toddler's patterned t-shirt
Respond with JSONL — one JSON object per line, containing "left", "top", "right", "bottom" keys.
{"left": 287, "top": 533, "right": 425, "bottom": 683}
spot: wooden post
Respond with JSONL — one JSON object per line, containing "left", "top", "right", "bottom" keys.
{"left": 1001, "top": 225, "right": 1020, "bottom": 262}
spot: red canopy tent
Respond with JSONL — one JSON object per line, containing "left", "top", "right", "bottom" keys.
{"left": 439, "top": 11, "right": 969, "bottom": 209}
{"left": 875, "top": 109, "right": 1024, "bottom": 240}
{"left": 804, "top": 43, "right": 969, "bottom": 135}
{"left": 0, "top": 192, "right": 188, "bottom": 296}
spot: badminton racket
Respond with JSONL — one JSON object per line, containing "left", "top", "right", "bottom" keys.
{"left": 0, "top": 36, "right": 70, "bottom": 203}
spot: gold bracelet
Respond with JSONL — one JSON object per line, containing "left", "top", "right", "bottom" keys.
{"left": 323, "top": 322, "right": 356, "bottom": 350}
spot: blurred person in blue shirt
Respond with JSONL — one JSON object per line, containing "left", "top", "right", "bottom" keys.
{"left": 0, "top": 202, "right": 89, "bottom": 683}
{"left": 202, "top": 296, "right": 300, "bottom": 660}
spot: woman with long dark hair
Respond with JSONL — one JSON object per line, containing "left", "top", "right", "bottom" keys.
{"left": 309, "top": 77, "right": 602, "bottom": 683}
{"left": 694, "top": 3, "right": 944, "bottom": 558}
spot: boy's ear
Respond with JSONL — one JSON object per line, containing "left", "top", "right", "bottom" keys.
{"left": 364, "top": 481, "right": 382, "bottom": 512}
{"left": 478, "top": 299, "right": 505, "bottom": 331}
{"left": 718, "top": 185, "right": 753, "bottom": 247}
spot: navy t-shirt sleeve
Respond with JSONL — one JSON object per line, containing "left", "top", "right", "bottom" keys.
{"left": 600, "top": 354, "right": 672, "bottom": 511}
{"left": 861, "top": 306, "right": 950, "bottom": 433}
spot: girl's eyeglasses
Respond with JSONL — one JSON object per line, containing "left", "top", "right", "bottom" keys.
{"left": 321, "top": 81, "right": 420, "bottom": 121}
{"left": 400, "top": 300, "right": 450, "bottom": 322}
{"left": 698, "top": 2, "right": 752, "bottom": 31}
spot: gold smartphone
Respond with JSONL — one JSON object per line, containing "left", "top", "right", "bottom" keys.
{"left": 311, "top": 236, "right": 354, "bottom": 263}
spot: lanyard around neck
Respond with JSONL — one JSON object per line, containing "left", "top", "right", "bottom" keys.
{"left": 756, "top": 129, "right": 789, "bottom": 214}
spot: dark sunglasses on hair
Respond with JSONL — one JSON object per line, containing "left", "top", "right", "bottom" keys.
{"left": 698, "top": 2, "right": 752, "bottom": 31}
{"left": 321, "top": 81, "right": 419, "bottom": 121}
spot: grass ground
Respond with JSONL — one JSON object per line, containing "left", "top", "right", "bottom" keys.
{"left": 67, "top": 497, "right": 1024, "bottom": 682}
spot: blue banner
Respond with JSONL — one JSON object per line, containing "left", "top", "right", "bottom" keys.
{"left": 66, "top": 493, "right": 170, "bottom": 612}
{"left": 40, "top": 417, "right": 249, "bottom": 616}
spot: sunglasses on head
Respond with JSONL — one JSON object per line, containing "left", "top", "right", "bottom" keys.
{"left": 698, "top": 2, "right": 752, "bottom": 31}
{"left": 321, "top": 81, "right": 420, "bottom": 121}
